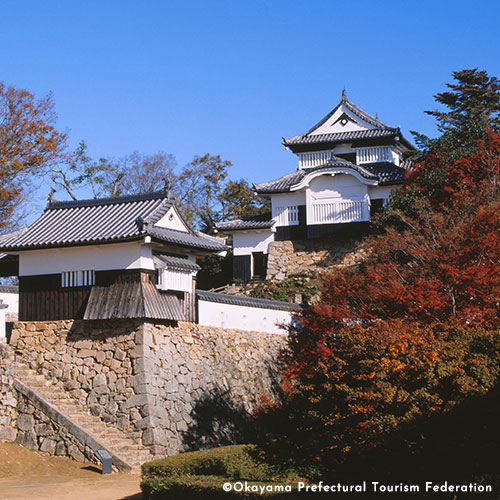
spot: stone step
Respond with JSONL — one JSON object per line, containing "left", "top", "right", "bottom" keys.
{"left": 12, "top": 356, "right": 153, "bottom": 473}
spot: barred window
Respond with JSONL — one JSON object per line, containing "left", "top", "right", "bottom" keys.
{"left": 61, "top": 270, "right": 95, "bottom": 288}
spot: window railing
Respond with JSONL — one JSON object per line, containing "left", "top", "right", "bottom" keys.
{"left": 298, "top": 150, "right": 334, "bottom": 168}
{"left": 356, "top": 146, "right": 391, "bottom": 164}
{"left": 308, "top": 200, "right": 368, "bottom": 225}
{"left": 273, "top": 205, "right": 299, "bottom": 227}
{"left": 157, "top": 268, "right": 193, "bottom": 293}
{"left": 61, "top": 270, "right": 95, "bottom": 288}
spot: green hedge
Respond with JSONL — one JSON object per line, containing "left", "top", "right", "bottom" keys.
{"left": 141, "top": 445, "right": 303, "bottom": 499}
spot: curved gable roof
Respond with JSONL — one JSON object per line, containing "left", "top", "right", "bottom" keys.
{"left": 254, "top": 156, "right": 406, "bottom": 194}
{"left": 283, "top": 92, "right": 414, "bottom": 150}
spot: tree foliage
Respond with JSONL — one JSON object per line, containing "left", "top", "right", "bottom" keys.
{"left": 426, "top": 68, "right": 500, "bottom": 133}
{"left": 0, "top": 82, "right": 67, "bottom": 230}
{"left": 258, "top": 70, "right": 500, "bottom": 482}
{"left": 51, "top": 148, "right": 268, "bottom": 232}
{"left": 259, "top": 321, "right": 499, "bottom": 481}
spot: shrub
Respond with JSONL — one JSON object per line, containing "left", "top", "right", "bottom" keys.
{"left": 258, "top": 321, "right": 500, "bottom": 485}
{"left": 141, "top": 445, "right": 303, "bottom": 500}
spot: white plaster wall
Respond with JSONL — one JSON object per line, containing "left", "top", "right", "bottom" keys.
{"left": 271, "top": 191, "right": 306, "bottom": 208}
{"left": 332, "top": 143, "right": 355, "bottom": 154}
{"left": 309, "top": 174, "right": 368, "bottom": 201}
{"left": 0, "top": 292, "right": 18, "bottom": 314}
{"left": 0, "top": 308, "right": 5, "bottom": 341}
{"left": 198, "top": 299, "right": 291, "bottom": 335}
{"left": 233, "top": 231, "right": 274, "bottom": 256}
{"left": 368, "top": 185, "right": 396, "bottom": 200}
{"left": 154, "top": 207, "right": 189, "bottom": 232}
{"left": 311, "top": 105, "right": 376, "bottom": 135}
{"left": 18, "top": 241, "right": 154, "bottom": 276}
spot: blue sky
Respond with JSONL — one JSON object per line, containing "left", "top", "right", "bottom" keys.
{"left": 1, "top": 0, "right": 499, "bottom": 214}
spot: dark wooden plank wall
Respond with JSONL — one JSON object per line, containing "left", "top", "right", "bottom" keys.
{"left": 19, "top": 269, "right": 161, "bottom": 321}
{"left": 19, "top": 274, "right": 90, "bottom": 321}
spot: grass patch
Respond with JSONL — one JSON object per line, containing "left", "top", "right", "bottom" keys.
{"left": 141, "top": 444, "right": 303, "bottom": 499}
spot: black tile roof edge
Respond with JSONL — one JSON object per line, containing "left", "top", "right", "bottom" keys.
{"left": 215, "top": 220, "right": 275, "bottom": 231}
{"left": 283, "top": 128, "right": 398, "bottom": 145}
{"left": 196, "top": 289, "right": 302, "bottom": 311}
{"left": 216, "top": 214, "right": 274, "bottom": 231}
{"left": 46, "top": 190, "right": 173, "bottom": 210}
{"left": 147, "top": 227, "right": 228, "bottom": 251}
{"left": 154, "top": 254, "right": 201, "bottom": 271}
{"left": 254, "top": 157, "right": 379, "bottom": 193}
{"left": 0, "top": 253, "right": 18, "bottom": 261}
{"left": 0, "top": 235, "right": 145, "bottom": 252}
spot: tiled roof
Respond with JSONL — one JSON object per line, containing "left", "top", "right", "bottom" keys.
{"left": 254, "top": 156, "right": 385, "bottom": 194}
{"left": 216, "top": 213, "right": 274, "bottom": 232}
{"left": 0, "top": 284, "right": 18, "bottom": 293}
{"left": 196, "top": 290, "right": 301, "bottom": 312}
{"left": 284, "top": 128, "right": 398, "bottom": 146}
{"left": 153, "top": 254, "right": 201, "bottom": 272}
{"left": 147, "top": 227, "right": 227, "bottom": 252}
{"left": 283, "top": 94, "right": 414, "bottom": 150}
{"left": 363, "top": 163, "right": 407, "bottom": 185}
{"left": 0, "top": 191, "right": 227, "bottom": 253}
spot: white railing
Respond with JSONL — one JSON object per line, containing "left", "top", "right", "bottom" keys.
{"left": 298, "top": 150, "right": 334, "bottom": 168}
{"left": 356, "top": 146, "right": 391, "bottom": 164}
{"left": 308, "top": 200, "right": 368, "bottom": 225}
{"left": 273, "top": 205, "right": 299, "bottom": 227}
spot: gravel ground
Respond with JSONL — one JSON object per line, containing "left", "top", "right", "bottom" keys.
{"left": 0, "top": 442, "right": 142, "bottom": 500}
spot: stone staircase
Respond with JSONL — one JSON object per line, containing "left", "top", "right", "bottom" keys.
{"left": 11, "top": 352, "right": 153, "bottom": 473}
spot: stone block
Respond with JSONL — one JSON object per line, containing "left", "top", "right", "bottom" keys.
{"left": 17, "top": 430, "right": 37, "bottom": 449}
{"left": 17, "top": 414, "right": 35, "bottom": 431}
{"left": 39, "top": 438, "right": 56, "bottom": 454}
{"left": 106, "top": 371, "right": 117, "bottom": 386}
{"left": 93, "top": 373, "right": 106, "bottom": 388}
{"left": 68, "top": 443, "right": 85, "bottom": 462}
{"left": 35, "top": 423, "right": 51, "bottom": 437}
{"left": 55, "top": 441, "right": 67, "bottom": 456}
{"left": 114, "top": 348, "right": 126, "bottom": 361}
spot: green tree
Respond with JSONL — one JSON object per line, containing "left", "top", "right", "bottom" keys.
{"left": 220, "top": 179, "right": 270, "bottom": 221}
{"left": 257, "top": 70, "right": 500, "bottom": 484}
{"left": 394, "top": 68, "right": 500, "bottom": 219}
{"left": 426, "top": 68, "right": 500, "bottom": 133}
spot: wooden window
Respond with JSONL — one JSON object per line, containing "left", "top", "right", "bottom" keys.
{"left": 61, "top": 270, "right": 95, "bottom": 288}
{"left": 157, "top": 268, "right": 193, "bottom": 293}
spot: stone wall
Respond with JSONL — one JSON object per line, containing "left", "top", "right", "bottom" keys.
{"left": 266, "top": 238, "right": 366, "bottom": 280}
{"left": 0, "top": 343, "right": 17, "bottom": 441}
{"left": 10, "top": 319, "right": 287, "bottom": 456}
{"left": 11, "top": 319, "right": 144, "bottom": 442}
{"left": 136, "top": 322, "right": 286, "bottom": 455}
{"left": 16, "top": 387, "right": 96, "bottom": 463}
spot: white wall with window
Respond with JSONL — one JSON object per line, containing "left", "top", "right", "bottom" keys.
{"left": 232, "top": 230, "right": 274, "bottom": 257}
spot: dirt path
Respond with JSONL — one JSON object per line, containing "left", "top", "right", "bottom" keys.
{"left": 0, "top": 442, "right": 142, "bottom": 500}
